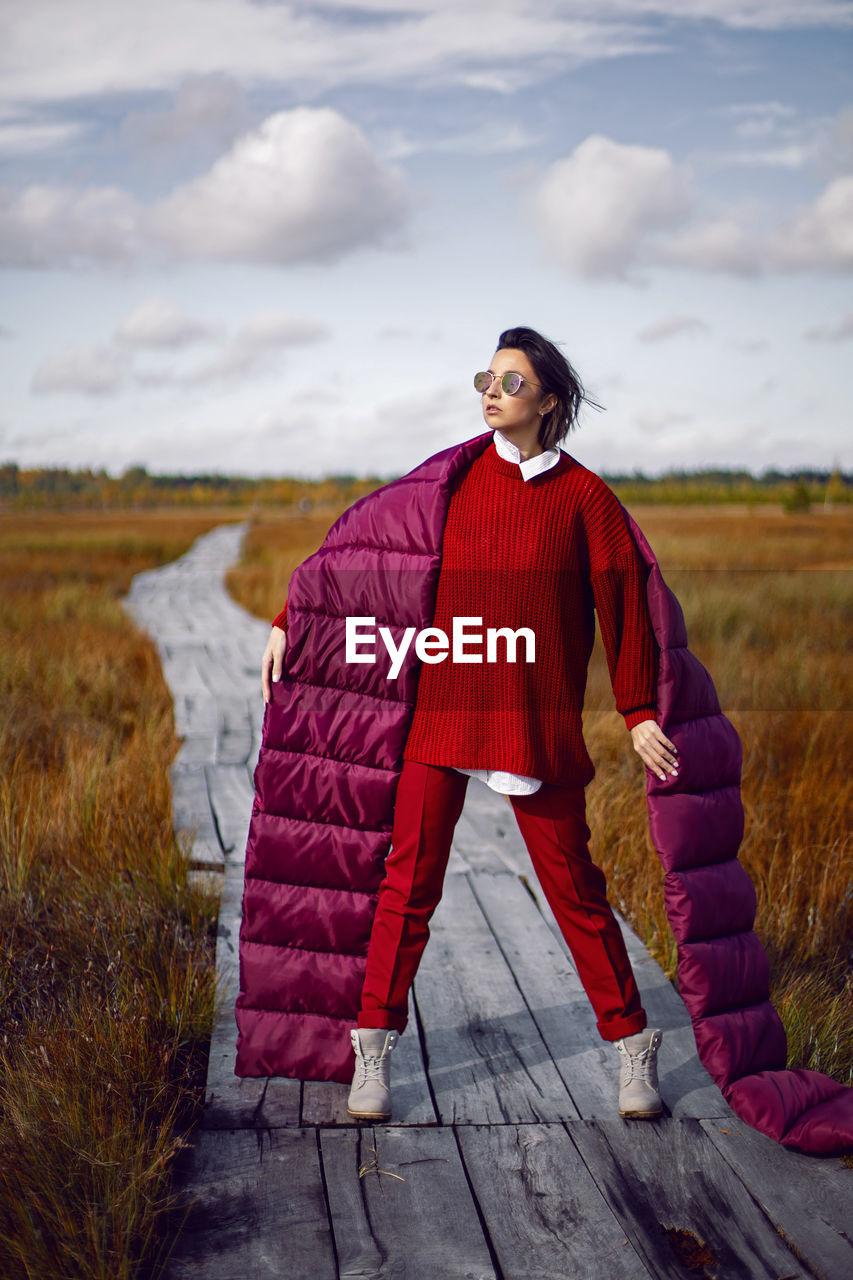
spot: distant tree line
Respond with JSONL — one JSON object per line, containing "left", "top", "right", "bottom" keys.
{"left": 0, "top": 461, "right": 849, "bottom": 511}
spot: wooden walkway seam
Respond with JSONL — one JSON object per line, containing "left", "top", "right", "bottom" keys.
{"left": 124, "top": 523, "right": 853, "bottom": 1280}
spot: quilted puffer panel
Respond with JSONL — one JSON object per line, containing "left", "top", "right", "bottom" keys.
{"left": 677, "top": 931, "right": 770, "bottom": 1018}
{"left": 245, "top": 811, "right": 389, "bottom": 893}
{"left": 284, "top": 606, "right": 419, "bottom": 706}
{"left": 234, "top": 1008, "right": 356, "bottom": 1083}
{"left": 663, "top": 861, "right": 757, "bottom": 943}
{"left": 264, "top": 679, "right": 413, "bottom": 773}
{"left": 253, "top": 746, "right": 398, "bottom": 832}
{"left": 657, "top": 647, "right": 722, "bottom": 724}
{"left": 329, "top": 451, "right": 466, "bottom": 554}
{"left": 725, "top": 1067, "right": 850, "bottom": 1145}
{"left": 647, "top": 787, "right": 744, "bottom": 872}
{"left": 693, "top": 1002, "right": 788, "bottom": 1086}
{"left": 237, "top": 939, "right": 366, "bottom": 1019}
{"left": 781, "top": 1087, "right": 853, "bottom": 1154}
{"left": 241, "top": 879, "right": 377, "bottom": 954}
{"left": 646, "top": 714, "right": 742, "bottom": 797}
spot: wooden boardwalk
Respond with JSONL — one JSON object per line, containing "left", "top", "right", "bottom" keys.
{"left": 126, "top": 524, "right": 852, "bottom": 1280}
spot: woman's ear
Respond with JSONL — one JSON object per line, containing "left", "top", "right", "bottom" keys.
{"left": 540, "top": 393, "right": 557, "bottom": 417}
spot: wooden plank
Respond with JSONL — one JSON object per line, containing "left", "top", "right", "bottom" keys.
{"left": 160, "top": 648, "right": 209, "bottom": 694}
{"left": 469, "top": 809, "right": 731, "bottom": 1122}
{"left": 166, "top": 1128, "right": 336, "bottom": 1280}
{"left": 469, "top": 869, "right": 621, "bottom": 1118}
{"left": 172, "top": 734, "right": 217, "bottom": 769}
{"left": 173, "top": 691, "right": 218, "bottom": 738}
{"left": 320, "top": 1126, "right": 497, "bottom": 1280}
{"left": 700, "top": 1117, "right": 853, "bottom": 1280}
{"left": 453, "top": 782, "right": 527, "bottom": 876}
{"left": 301, "top": 997, "right": 438, "bottom": 1127}
{"left": 469, "top": 870, "right": 729, "bottom": 1121}
{"left": 456, "top": 1124, "right": 650, "bottom": 1279}
{"left": 170, "top": 765, "right": 221, "bottom": 850}
{"left": 205, "top": 763, "right": 254, "bottom": 856}
{"left": 413, "top": 872, "right": 580, "bottom": 1124}
{"left": 567, "top": 1118, "right": 809, "bottom": 1279}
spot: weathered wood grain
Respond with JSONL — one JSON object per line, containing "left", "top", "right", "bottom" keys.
{"left": 166, "top": 1128, "right": 336, "bottom": 1279}
{"left": 469, "top": 869, "right": 729, "bottom": 1121}
{"left": 169, "top": 765, "right": 223, "bottom": 868}
{"left": 205, "top": 763, "right": 254, "bottom": 857}
{"left": 321, "top": 1126, "right": 497, "bottom": 1279}
{"left": 456, "top": 1124, "right": 650, "bottom": 1279}
{"left": 567, "top": 1117, "right": 809, "bottom": 1279}
{"left": 461, "top": 785, "right": 732, "bottom": 1122}
{"left": 414, "top": 871, "right": 580, "bottom": 1124}
{"left": 468, "top": 869, "right": 621, "bottom": 1117}
{"left": 700, "top": 1117, "right": 853, "bottom": 1280}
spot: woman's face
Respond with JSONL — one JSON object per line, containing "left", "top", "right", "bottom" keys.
{"left": 479, "top": 347, "right": 556, "bottom": 437}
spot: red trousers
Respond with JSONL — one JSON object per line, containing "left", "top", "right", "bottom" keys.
{"left": 358, "top": 760, "right": 647, "bottom": 1042}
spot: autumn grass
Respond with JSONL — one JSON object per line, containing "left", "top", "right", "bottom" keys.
{"left": 229, "top": 502, "right": 853, "bottom": 1085}
{"left": 0, "top": 509, "right": 243, "bottom": 1280}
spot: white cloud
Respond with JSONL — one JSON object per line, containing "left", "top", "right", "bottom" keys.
{"left": 766, "top": 175, "right": 853, "bottom": 270}
{"left": 0, "top": 184, "right": 142, "bottom": 267}
{"left": 804, "top": 311, "right": 853, "bottom": 340}
{"left": 634, "top": 409, "right": 695, "bottom": 435}
{"left": 717, "top": 144, "right": 809, "bottom": 168}
{"left": 0, "top": 108, "right": 409, "bottom": 268}
{"left": 722, "top": 100, "right": 798, "bottom": 138}
{"left": 153, "top": 109, "right": 409, "bottom": 264}
{"left": 33, "top": 307, "right": 331, "bottom": 396}
{"left": 533, "top": 135, "right": 693, "bottom": 278}
{"left": 637, "top": 314, "right": 710, "bottom": 342}
{"left": 536, "top": 131, "right": 853, "bottom": 278}
{"left": 178, "top": 312, "right": 331, "bottom": 386}
{"left": 115, "top": 297, "right": 221, "bottom": 349}
{"left": 662, "top": 215, "right": 760, "bottom": 275}
{"left": 0, "top": 109, "right": 89, "bottom": 156}
{"left": 31, "top": 344, "right": 128, "bottom": 396}
{"left": 125, "top": 73, "right": 249, "bottom": 151}
{"left": 3, "top": 1, "right": 849, "bottom": 114}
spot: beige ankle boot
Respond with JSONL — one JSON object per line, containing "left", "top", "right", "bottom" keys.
{"left": 347, "top": 1028, "right": 398, "bottom": 1121}
{"left": 615, "top": 1027, "right": 663, "bottom": 1119}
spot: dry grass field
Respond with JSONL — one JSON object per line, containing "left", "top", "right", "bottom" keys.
{"left": 2, "top": 497, "right": 848, "bottom": 1278}
{"left": 229, "top": 500, "right": 852, "bottom": 1087}
{"left": 0, "top": 510, "right": 242, "bottom": 1280}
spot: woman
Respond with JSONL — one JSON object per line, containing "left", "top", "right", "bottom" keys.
{"left": 258, "top": 327, "right": 680, "bottom": 1123}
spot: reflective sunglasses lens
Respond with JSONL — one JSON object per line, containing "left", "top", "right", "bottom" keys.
{"left": 473, "top": 371, "right": 492, "bottom": 393}
{"left": 501, "top": 372, "right": 523, "bottom": 395}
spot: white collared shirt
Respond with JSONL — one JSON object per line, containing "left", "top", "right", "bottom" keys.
{"left": 453, "top": 431, "right": 561, "bottom": 796}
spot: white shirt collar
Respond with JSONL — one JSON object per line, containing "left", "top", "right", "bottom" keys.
{"left": 493, "top": 430, "right": 561, "bottom": 481}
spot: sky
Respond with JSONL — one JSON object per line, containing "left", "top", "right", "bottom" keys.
{"left": 1, "top": 0, "right": 852, "bottom": 479}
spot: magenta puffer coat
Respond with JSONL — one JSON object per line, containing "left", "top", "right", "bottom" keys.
{"left": 235, "top": 431, "right": 853, "bottom": 1156}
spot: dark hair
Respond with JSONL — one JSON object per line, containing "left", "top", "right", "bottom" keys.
{"left": 496, "top": 326, "right": 599, "bottom": 450}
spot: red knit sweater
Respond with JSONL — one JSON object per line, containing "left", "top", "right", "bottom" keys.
{"left": 401, "top": 445, "right": 658, "bottom": 788}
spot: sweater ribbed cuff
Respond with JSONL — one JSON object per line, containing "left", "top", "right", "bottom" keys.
{"left": 623, "top": 707, "right": 657, "bottom": 731}
{"left": 272, "top": 605, "right": 288, "bottom": 631}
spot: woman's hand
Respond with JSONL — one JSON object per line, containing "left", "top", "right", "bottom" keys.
{"left": 630, "top": 719, "right": 679, "bottom": 781}
{"left": 261, "top": 626, "right": 287, "bottom": 704}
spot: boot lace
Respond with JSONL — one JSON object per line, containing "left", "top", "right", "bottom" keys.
{"left": 621, "top": 1046, "right": 655, "bottom": 1085}
{"left": 356, "top": 1053, "right": 386, "bottom": 1087}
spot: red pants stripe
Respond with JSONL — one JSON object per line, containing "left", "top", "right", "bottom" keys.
{"left": 358, "top": 760, "right": 647, "bottom": 1042}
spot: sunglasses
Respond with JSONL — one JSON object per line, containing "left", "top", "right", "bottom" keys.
{"left": 474, "top": 370, "right": 542, "bottom": 396}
